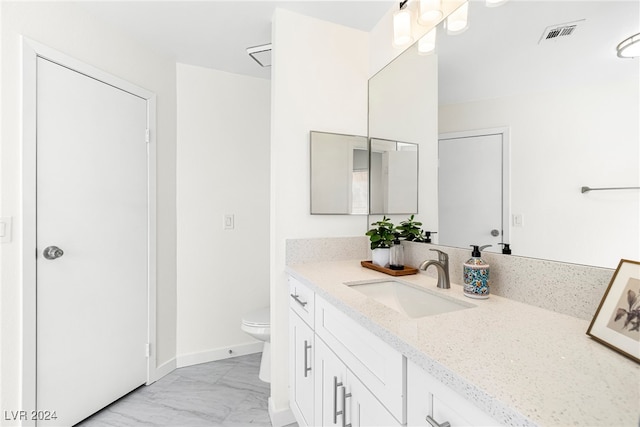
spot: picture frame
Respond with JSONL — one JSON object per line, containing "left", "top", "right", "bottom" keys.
{"left": 587, "top": 259, "right": 640, "bottom": 363}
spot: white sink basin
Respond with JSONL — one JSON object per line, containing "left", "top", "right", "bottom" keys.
{"left": 345, "top": 279, "right": 474, "bottom": 318}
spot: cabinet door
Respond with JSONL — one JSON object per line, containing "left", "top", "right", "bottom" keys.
{"left": 315, "top": 339, "right": 348, "bottom": 427}
{"left": 316, "top": 339, "right": 401, "bottom": 427}
{"left": 348, "top": 371, "right": 402, "bottom": 427}
{"left": 315, "top": 296, "right": 404, "bottom": 421}
{"left": 289, "top": 310, "right": 315, "bottom": 426}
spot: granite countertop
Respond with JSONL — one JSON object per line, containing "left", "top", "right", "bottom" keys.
{"left": 286, "top": 260, "right": 640, "bottom": 427}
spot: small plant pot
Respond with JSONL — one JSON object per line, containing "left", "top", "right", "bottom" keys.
{"left": 372, "top": 248, "right": 390, "bottom": 267}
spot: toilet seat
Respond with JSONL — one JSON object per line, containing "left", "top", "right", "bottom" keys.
{"left": 242, "top": 307, "right": 270, "bottom": 328}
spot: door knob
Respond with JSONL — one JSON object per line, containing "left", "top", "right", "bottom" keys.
{"left": 43, "top": 246, "right": 64, "bottom": 260}
{"left": 490, "top": 229, "right": 500, "bottom": 237}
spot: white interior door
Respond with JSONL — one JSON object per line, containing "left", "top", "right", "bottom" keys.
{"left": 36, "top": 57, "right": 148, "bottom": 426}
{"left": 438, "top": 132, "right": 505, "bottom": 252}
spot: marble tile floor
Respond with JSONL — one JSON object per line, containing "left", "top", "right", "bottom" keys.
{"left": 76, "top": 353, "right": 277, "bottom": 427}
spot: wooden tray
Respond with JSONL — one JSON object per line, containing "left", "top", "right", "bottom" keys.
{"left": 361, "top": 260, "right": 418, "bottom": 276}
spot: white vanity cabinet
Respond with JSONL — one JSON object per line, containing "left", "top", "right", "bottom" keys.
{"left": 289, "top": 277, "right": 315, "bottom": 426}
{"left": 288, "top": 275, "right": 498, "bottom": 427}
{"left": 407, "top": 360, "right": 499, "bottom": 427}
{"left": 288, "top": 276, "right": 402, "bottom": 427}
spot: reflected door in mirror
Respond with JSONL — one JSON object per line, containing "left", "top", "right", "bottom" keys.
{"left": 438, "top": 131, "right": 506, "bottom": 252}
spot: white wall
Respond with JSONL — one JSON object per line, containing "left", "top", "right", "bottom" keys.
{"left": 176, "top": 63, "right": 270, "bottom": 365}
{"left": 439, "top": 78, "right": 640, "bottom": 268}
{"left": 0, "top": 3, "right": 177, "bottom": 421}
{"left": 269, "top": 8, "right": 369, "bottom": 422}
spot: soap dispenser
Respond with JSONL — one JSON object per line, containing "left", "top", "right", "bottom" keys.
{"left": 499, "top": 243, "right": 512, "bottom": 255}
{"left": 389, "top": 233, "right": 404, "bottom": 270}
{"left": 423, "top": 231, "right": 437, "bottom": 243}
{"left": 463, "top": 245, "right": 491, "bottom": 299}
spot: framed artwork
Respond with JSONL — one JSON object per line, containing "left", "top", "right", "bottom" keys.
{"left": 587, "top": 259, "right": 640, "bottom": 363}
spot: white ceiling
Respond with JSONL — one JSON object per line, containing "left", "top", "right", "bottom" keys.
{"left": 77, "top": 0, "right": 396, "bottom": 80}
{"left": 77, "top": 0, "right": 639, "bottom": 100}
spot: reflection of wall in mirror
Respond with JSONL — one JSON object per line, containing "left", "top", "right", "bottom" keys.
{"left": 310, "top": 132, "right": 350, "bottom": 214}
{"left": 310, "top": 132, "right": 369, "bottom": 214}
{"left": 384, "top": 150, "right": 418, "bottom": 214}
{"left": 368, "top": 46, "right": 438, "bottom": 223}
{"left": 440, "top": 78, "right": 639, "bottom": 268}
{"left": 352, "top": 149, "right": 369, "bottom": 214}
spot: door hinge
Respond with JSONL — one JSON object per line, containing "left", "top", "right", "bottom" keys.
{"left": 145, "top": 343, "right": 151, "bottom": 357}
{"left": 145, "top": 128, "right": 150, "bottom": 143}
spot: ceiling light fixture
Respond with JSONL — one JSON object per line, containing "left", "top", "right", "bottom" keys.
{"left": 393, "top": 0, "right": 413, "bottom": 47}
{"left": 419, "top": 0, "right": 443, "bottom": 25}
{"left": 247, "top": 43, "right": 272, "bottom": 67}
{"left": 446, "top": 1, "right": 469, "bottom": 35}
{"left": 617, "top": 33, "right": 640, "bottom": 58}
{"left": 418, "top": 27, "right": 437, "bottom": 54}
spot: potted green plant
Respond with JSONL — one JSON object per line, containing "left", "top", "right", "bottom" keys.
{"left": 396, "top": 214, "right": 426, "bottom": 242}
{"left": 366, "top": 216, "right": 395, "bottom": 266}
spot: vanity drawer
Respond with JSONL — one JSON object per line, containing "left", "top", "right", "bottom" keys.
{"left": 314, "top": 295, "right": 404, "bottom": 422}
{"left": 407, "top": 360, "right": 499, "bottom": 427}
{"left": 289, "top": 276, "right": 315, "bottom": 328}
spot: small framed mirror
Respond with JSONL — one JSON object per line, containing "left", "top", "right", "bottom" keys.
{"left": 310, "top": 131, "right": 369, "bottom": 215}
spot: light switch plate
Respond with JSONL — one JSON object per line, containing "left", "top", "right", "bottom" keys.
{"left": 512, "top": 214, "right": 523, "bottom": 227}
{"left": 0, "top": 217, "right": 12, "bottom": 243}
{"left": 224, "top": 214, "right": 234, "bottom": 230}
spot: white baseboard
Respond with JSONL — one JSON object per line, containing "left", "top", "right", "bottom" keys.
{"left": 150, "top": 357, "right": 176, "bottom": 384}
{"left": 176, "top": 341, "right": 263, "bottom": 368}
{"left": 268, "top": 397, "right": 296, "bottom": 427}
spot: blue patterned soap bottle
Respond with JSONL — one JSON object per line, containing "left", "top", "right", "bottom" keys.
{"left": 463, "top": 245, "right": 491, "bottom": 299}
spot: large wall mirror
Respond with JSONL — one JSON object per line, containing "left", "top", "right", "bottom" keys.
{"left": 369, "top": 0, "right": 639, "bottom": 269}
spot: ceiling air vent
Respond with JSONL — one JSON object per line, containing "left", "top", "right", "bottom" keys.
{"left": 247, "top": 43, "right": 272, "bottom": 68}
{"left": 538, "top": 19, "right": 585, "bottom": 44}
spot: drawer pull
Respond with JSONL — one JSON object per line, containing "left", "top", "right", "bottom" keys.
{"left": 303, "top": 340, "right": 312, "bottom": 377}
{"left": 426, "top": 415, "right": 451, "bottom": 427}
{"left": 341, "top": 386, "right": 352, "bottom": 427}
{"left": 333, "top": 376, "right": 343, "bottom": 424}
{"left": 290, "top": 293, "right": 308, "bottom": 307}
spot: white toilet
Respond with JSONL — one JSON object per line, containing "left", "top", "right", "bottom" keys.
{"left": 241, "top": 307, "right": 271, "bottom": 383}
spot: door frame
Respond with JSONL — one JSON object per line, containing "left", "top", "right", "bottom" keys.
{"left": 21, "top": 37, "right": 158, "bottom": 424}
{"left": 438, "top": 127, "right": 511, "bottom": 247}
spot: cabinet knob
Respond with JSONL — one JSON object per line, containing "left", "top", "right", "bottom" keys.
{"left": 426, "top": 415, "right": 451, "bottom": 427}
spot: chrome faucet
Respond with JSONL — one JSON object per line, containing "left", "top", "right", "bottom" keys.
{"left": 419, "top": 249, "right": 450, "bottom": 289}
